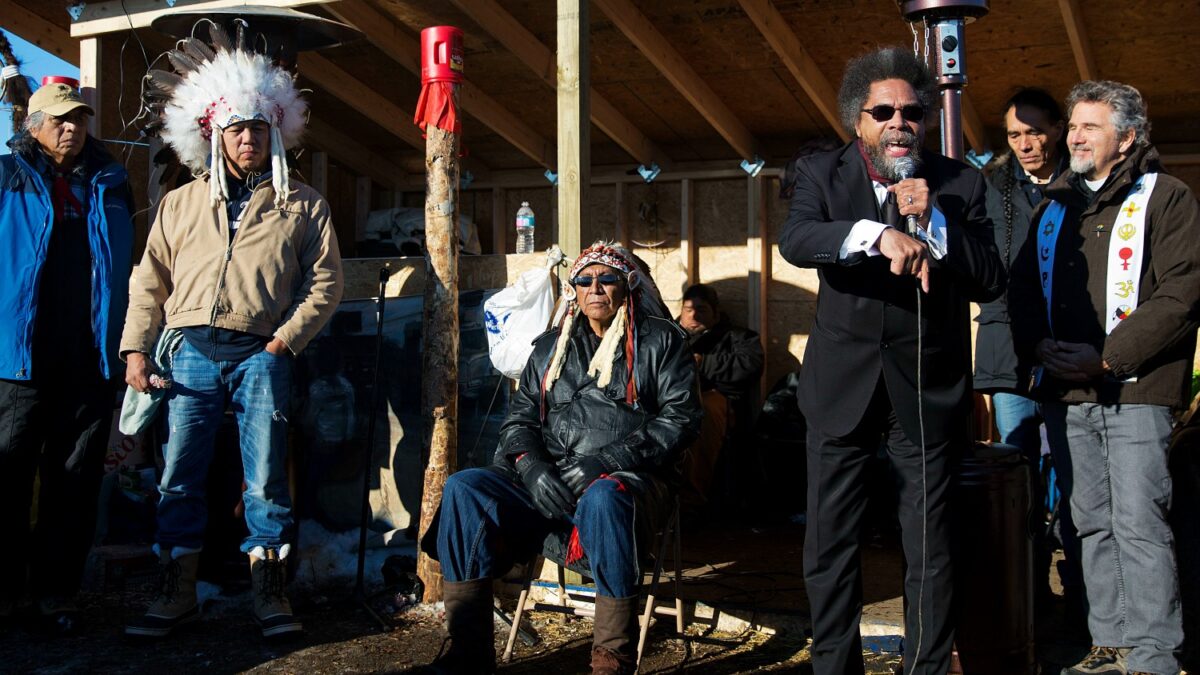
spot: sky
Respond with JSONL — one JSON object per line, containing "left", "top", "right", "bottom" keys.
{"left": 1, "top": 28, "right": 79, "bottom": 148}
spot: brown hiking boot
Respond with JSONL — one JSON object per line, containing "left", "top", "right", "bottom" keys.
{"left": 250, "top": 548, "right": 302, "bottom": 638}
{"left": 591, "top": 595, "right": 639, "bottom": 675}
{"left": 125, "top": 549, "right": 200, "bottom": 637}
{"left": 1061, "top": 646, "right": 1131, "bottom": 675}
{"left": 426, "top": 578, "right": 496, "bottom": 674}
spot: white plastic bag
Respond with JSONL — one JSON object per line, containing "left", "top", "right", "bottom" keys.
{"left": 484, "top": 250, "right": 562, "bottom": 379}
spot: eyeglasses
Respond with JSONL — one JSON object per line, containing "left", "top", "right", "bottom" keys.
{"left": 571, "top": 273, "right": 623, "bottom": 287}
{"left": 861, "top": 104, "right": 925, "bottom": 123}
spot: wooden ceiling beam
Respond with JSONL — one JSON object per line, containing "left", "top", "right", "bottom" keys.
{"left": 306, "top": 116, "right": 405, "bottom": 188}
{"left": 326, "top": 0, "right": 554, "bottom": 169}
{"left": 0, "top": 0, "right": 78, "bottom": 65}
{"left": 68, "top": 0, "right": 334, "bottom": 37}
{"left": 296, "top": 52, "right": 427, "bottom": 152}
{"left": 593, "top": 0, "right": 758, "bottom": 160}
{"left": 1057, "top": 0, "right": 1097, "bottom": 81}
{"left": 737, "top": 0, "right": 848, "bottom": 142}
{"left": 961, "top": 91, "right": 988, "bottom": 155}
{"left": 448, "top": 0, "right": 666, "bottom": 167}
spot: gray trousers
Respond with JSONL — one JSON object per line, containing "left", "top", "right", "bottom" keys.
{"left": 1043, "top": 401, "right": 1182, "bottom": 674}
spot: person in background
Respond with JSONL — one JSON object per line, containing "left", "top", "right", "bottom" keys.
{"left": 0, "top": 82, "right": 133, "bottom": 634}
{"left": 676, "top": 283, "right": 763, "bottom": 508}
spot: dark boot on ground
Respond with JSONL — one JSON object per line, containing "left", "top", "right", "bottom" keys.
{"left": 125, "top": 549, "right": 200, "bottom": 637}
{"left": 427, "top": 578, "right": 496, "bottom": 674}
{"left": 1061, "top": 646, "right": 1130, "bottom": 675}
{"left": 250, "top": 547, "right": 302, "bottom": 638}
{"left": 591, "top": 595, "right": 639, "bottom": 675}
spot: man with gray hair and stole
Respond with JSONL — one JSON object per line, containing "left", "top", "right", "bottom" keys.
{"left": 1011, "top": 80, "right": 1200, "bottom": 675}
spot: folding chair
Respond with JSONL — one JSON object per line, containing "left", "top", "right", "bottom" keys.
{"left": 502, "top": 498, "right": 685, "bottom": 668}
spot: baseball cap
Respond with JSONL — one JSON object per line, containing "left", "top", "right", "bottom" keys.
{"left": 28, "top": 82, "right": 95, "bottom": 118}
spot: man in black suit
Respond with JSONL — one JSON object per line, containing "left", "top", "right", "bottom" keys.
{"left": 779, "top": 47, "right": 1004, "bottom": 674}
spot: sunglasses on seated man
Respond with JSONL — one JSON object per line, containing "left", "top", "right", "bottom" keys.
{"left": 861, "top": 104, "right": 925, "bottom": 123}
{"left": 571, "top": 273, "right": 624, "bottom": 287}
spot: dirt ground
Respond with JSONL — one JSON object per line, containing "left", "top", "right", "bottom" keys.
{"left": 0, "top": 531, "right": 1099, "bottom": 675}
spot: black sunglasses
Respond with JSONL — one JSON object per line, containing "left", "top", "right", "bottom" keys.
{"left": 861, "top": 104, "right": 925, "bottom": 123}
{"left": 571, "top": 273, "right": 623, "bottom": 287}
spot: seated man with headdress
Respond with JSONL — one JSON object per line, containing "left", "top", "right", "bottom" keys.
{"left": 425, "top": 241, "right": 701, "bottom": 675}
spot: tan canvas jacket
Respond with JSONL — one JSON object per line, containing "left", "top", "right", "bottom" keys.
{"left": 120, "top": 176, "right": 343, "bottom": 357}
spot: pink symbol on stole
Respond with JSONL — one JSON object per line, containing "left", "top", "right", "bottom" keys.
{"left": 1118, "top": 247, "right": 1133, "bottom": 271}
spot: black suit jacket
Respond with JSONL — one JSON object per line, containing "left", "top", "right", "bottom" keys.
{"left": 779, "top": 143, "right": 1004, "bottom": 444}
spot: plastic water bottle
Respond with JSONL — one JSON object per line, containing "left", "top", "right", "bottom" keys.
{"left": 515, "top": 201, "right": 536, "bottom": 254}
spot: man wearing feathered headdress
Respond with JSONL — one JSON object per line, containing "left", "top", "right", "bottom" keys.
{"left": 121, "top": 29, "right": 343, "bottom": 639}
{"left": 422, "top": 241, "right": 701, "bottom": 674}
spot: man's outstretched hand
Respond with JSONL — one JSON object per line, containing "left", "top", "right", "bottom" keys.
{"left": 878, "top": 228, "right": 930, "bottom": 293}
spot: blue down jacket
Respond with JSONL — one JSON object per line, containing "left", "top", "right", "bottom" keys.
{"left": 0, "top": 132, "right": 133, "bottom": 381}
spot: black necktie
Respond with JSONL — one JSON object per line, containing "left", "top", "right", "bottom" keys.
{"left": 882, "top": 191, "right": 901, "bottom": 227}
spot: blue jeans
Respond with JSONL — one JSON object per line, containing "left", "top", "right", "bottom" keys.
{"left": 437, "top": 467, "right": 639, "bottom": 598}
{"left": 992, "top": 392, "right": 1043, "bottom": 457}
{"left": 1043, "top": 401, "right": 1182, "bottom": 674}
{"left": 157, "top": 341, "right": 294, "bottom": 554}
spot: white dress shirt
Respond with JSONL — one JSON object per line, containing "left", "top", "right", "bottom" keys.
{"left": 838, "top": 180, "right": 948, "bottom": 261}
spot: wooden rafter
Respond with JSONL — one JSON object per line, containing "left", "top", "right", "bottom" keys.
{"left": 306, "top": 117, "right": 405, "bottom": 189}
{"left": 0, "top": 0, "right": 78, "bottom": 64}
{"left": 326, "top": 0, "right": 554, "bottom": 169}
{"left": 296, "top": 53, "right": 426, "bottom": 152}
{"left": 68, "top": 0, "right": 333, "bottom": 37}
{"left": 593, "top": 0, "right": 758, "bottom": 160}
{"left": 1057, "top": 0, "right": 1097, "bottom": 81}
{"left": 737, "top": 0, "right": 848, "bottom": 142}
{"left": 448, "top": 0, "right": 665, "bottom": 167}
{"left": 961, "top": 92, "right": 987, "bottom": 155}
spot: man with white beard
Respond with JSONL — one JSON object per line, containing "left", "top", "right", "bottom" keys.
{"left": 1011, "top": 80, "right": 1200, "bottom": 675}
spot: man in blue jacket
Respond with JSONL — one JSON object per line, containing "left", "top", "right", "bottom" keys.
{"left": 0, "top": 82, "right": 134, "bottom": 633}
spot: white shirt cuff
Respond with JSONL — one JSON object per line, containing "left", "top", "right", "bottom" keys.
{"left": 840, "top": 219, "right": 889, "bottom": 259}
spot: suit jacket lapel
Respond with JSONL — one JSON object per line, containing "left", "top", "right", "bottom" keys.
{"left": 837, "top": 143, "right": 882, "bottom": 223}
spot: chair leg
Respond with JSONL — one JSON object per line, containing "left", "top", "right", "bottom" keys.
{"left": 503, "top": 561, "right": 537, "bottom": 663}
{"left": 556, "top": 563, "right": 568, "bottom": 608}
{"left": 672, "top": 508, "right": 684, "bottom": 634}
{"left": 637, "top": 510, "right": 673, "bottom": 667}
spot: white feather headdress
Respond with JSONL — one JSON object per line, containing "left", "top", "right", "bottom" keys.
{"left": 152, "top": 30, "right": 307, "bottom": 207}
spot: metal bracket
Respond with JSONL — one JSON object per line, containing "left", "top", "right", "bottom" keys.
{"left": 166, "top": 0, "right": 177, "bottom": 6}
{"left": 543, "top": 170, "right": 558, "bottom": 186}
{"left": 67, "top": 2, "right": 86, "bottom": 21}
{"left": 740, "top": 156, "right": 765, "bottom": 177}
{"left": 636, "top": 163, "right": 661, "bottom": 183}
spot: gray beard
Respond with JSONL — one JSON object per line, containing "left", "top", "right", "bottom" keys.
{"left": 865, "top": 133, "right": 922, "bottom": 181}
{"left": 1069, "top": 154, "right": 1096, "bottom": 177}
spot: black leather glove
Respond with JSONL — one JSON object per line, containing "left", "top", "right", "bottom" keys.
{"left": 560, "top": 455, "right": 614, "bottom": 497}
{"left": 516, "top": 455, "right": 576, "bottom": 520}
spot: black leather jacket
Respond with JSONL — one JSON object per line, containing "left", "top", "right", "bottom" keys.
{"left": 493, "top": 312, "right": 702, "bottom": 499}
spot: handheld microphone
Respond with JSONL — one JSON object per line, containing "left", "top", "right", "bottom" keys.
{"left": 894, "top": 156, "right": 921, "bottom": 237}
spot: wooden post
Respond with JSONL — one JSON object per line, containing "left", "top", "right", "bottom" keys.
{"left": 356, "top": 175, "right": 372, "bottom": 245}
{"left": 310, "top": 151, "right": 328, "bottom": 196}
{"left": 680, "top": 178, "right": 696, "bottom": 286}
{"left": 492, "top": 187, "right": 507, "bottom": 254}
{"left": 746, "top": 174, "right": 769, "bottom": 399}
{"left": 416, "top": 87, "right": 461, "bottom": 604}
{"left": 614, "top": 181, "right": 627, "bottom": 246}
{"left": 79, "top": 37, "right": 101, "bottom": 137}
{"left": 556, "top": 0, "right": 589, "bottom": 258}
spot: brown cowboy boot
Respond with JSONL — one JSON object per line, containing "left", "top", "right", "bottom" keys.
{"left": 125, "top": 548, "right": 200, "bottom": 637}
{"left": 427, "top": 578, "right": 496, "bottom": 674}
{"left": 591, "top": 595, "right": 639, "bottom": 675}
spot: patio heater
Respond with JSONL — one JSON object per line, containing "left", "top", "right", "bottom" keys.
{"left": 899, "top": 0, "right": 989, "bottom": 160}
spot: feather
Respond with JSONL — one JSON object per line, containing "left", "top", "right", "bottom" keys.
{"left": 234, "top": 18, "right": 247, "bottom": 52}
{"left": 145, "top": 69, "right": 182, "bottom": 95}
{"left": 167, "top": 49, "right": 201, "bottom": 75}
{"left": 178, "top": 37, "right": 214, "bottom": 64}
{"left": 208, "top": 22, "right": 233, "bottom": 53}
